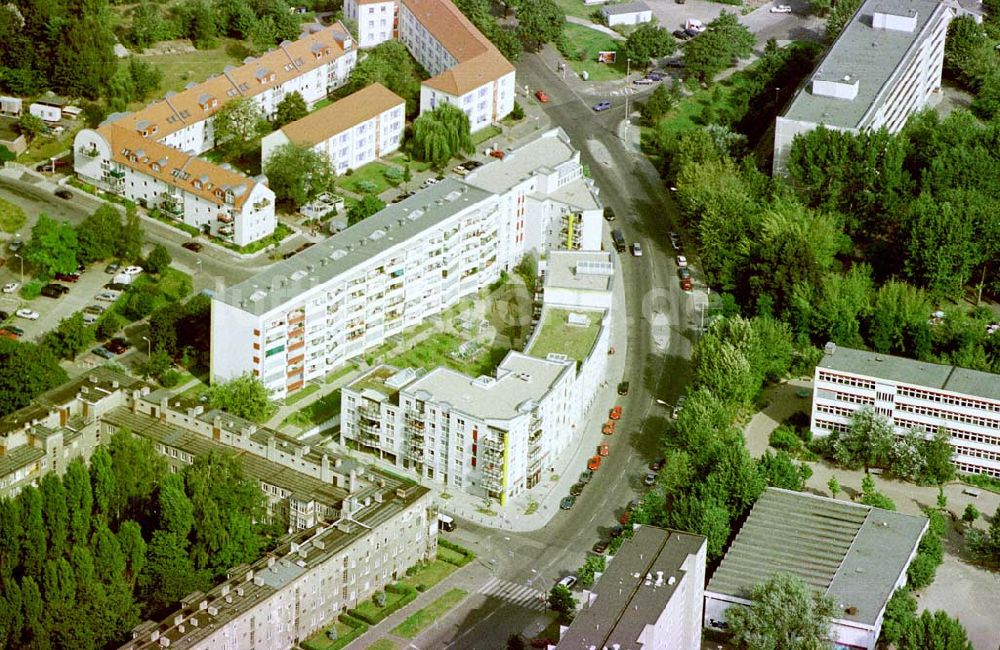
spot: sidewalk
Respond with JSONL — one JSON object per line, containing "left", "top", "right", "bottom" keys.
{"left": 566, "top": 15, "right": 625, "bottom": 40}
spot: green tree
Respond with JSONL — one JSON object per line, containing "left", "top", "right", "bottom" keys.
{"left": 640, "top": 84, "right": 678, "bottom": 124}
{"left": 832, "top": 408, "right": 895, "bottom": 471}
{"left": 346, "top": 41, "right": 421, "bottom": 112}
{"left": 41, "top": 313, "right": 95, "bottom": 361}
{"left": 691, "top": 332, "right": 757, "bottom": 406}
{"left": 25, "top": 214, "right": 80, "bottom": 277}
{"left": 0, "top": 339, "right": 68, "bottom": 418}
{"left": 888, "top": 429, "right": 926, "bottom": 483}
{"left": 898, "top": 610, "right": 973, "bottom": 650}
{"left": 176, "top": 0, "right": 219, "bottom": 48}
{"left": 971, "top": 68, "right": 1000, "bottom": 120}
{"left": 139, "top": 530, "right": 210, "bottom": 612}
{"left": 120, "top": 209, "right": 145, "bottom": 262}
{"left": 622, "top": 23, "right": 675, "bottom": 69}
{"left": 348, "top": 194, "right": 387, "bottom": 226}
{"left": 516, "top": 0, "right": 564, "bottom": 51}
{"left": 726, "top": 573, "right": 835, "bottom": 650}
{"left": 791, "top": 265, "right": 873, "bottom": 348}
{"left": 272, "top": 91, "right": 308, "bottom": 127}
{"left": 859, "top": 474, "right": 897, "bottom": 511}
{"left": 903, "top": 193, "right": 979, "bottom": 299}
{"left": 77, "top": 205, "right": 124, "bottom": 264}
{"left": 128, "top": 58, "right": 164, "bottom": 102}
{"left": 962, "top": 503, "right": 980, "bottom": 525}
{"left": 682, "top": 12, "right": 754, "bottom": 85}
{"left": 825, "top": 0, "right": 862, "bottom": 41}
{"left": 128, "top": 3, "right": 171, "bottom": 49}
{"left": 827, "top": 475, "right": 840, "bottom": 499}
{"left": 868, "top": 281, "right": 932, "bottom": 358}
{"left": 548, "top": 584, "right": 576, "bottom": 623}
{"left": 89, "top": 447, "right": 116, "bottom": 525}
{"left": 412, "top": 103, "right": 473, "bottom": 167}
{"left": 577, "top": 555, "right": 606, "bottom": 588}
{"left": 757, "top": 450, "right": 810, "bottom": 491}
{"left": 145, "top": 243, "right": 172, "bottom": 275}
{"left": 880, "top": 587, "right": 918, "bottom": 647}
{"left": 53, "top": 17, "right": 118, "bottom": 99}
{"left": 17, "top": 112, "right": 46, "bottom": 139}
{"left": 264, "top": 143, "right": 335, "bottom": 209}
{"left": 207, "top": 373, "right": 277, "bottom": 422}
{"left": 107, "top": 429, "right": 168, "bottom": 522}
{"left": 922, "top": 429, "right": 956, "bottom": 485}
{"left": 944, "top": 16, "right": 996, "bottom": 92}
{"left": 116, "top": 521, "right": 147, "bottom": 587}
{"left": 39, "top": 473, "right": 68, "bottom": 560}
{"left": 212, "top": 97, "right": 268, "bottom": 159}
{"left": 63, "top": 459, "right": 93, "bottom": 546}
{"left": 247, "top": 15, "right": 280, "bottom": 55}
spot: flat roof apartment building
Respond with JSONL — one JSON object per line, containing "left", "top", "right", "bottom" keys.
{"left": 557, "top": 526, "right": 707, "bottom": 650}
{"left": 345, "top": 0, "right": 516, "bottom": 130}
{"left": 812, "top": 344, "right": 1000, "bottom": 478}
{"left": 705, "top": 488, "right": 927, "bottom": 650}
{"left": 261, "top": 83, "right": 405, "bottom": 174}
{"left": 73, "top": 23, "right": 358, "bottom": 246}
{"left": 210, "top": 129, "right": 602, "bottom": 398}
{"left": 772, "top": 0, "right": 954, "bottom": 174}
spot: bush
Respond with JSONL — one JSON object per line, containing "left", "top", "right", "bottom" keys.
{"left": 511, "top": 102, "right": 524, "bottom": 120}
{"left": 348, "top": 583, "right": 417, "bottom": 624}
{"left": 438, "top": 538, "right": 475, "bottom": 566}
{"left": 160, "top": 368, "right": 182, "bottom": 388}
{"left": 769, "top": 425, "right": 801, "bottom": 452}
{"left": 20, "top": 280, "right": 42, "bottom": 300}
{"left": 907, "top": 510, "right": 945, "bottom": 589}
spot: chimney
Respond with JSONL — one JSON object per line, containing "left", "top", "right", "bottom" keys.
{"left": 321, "top": 454, "right": 331, "bottom": 482}
{"left": 349, "top": 469, "right": 358, "bottom": 492}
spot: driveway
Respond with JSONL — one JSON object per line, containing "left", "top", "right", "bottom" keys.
{"left": 644, "top": 0, "right": 826, "bottom": 47}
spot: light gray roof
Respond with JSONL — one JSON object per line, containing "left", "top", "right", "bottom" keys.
{"left": 782, "top": 0, "right": 949, "bottom": 129}
{"left": 559, "top": 526, "right": 706, "bottom": 648}
{"left": 464, "top": 128, "right": 577, "bottom": 194}
{"left": 707, "top": 488, "right": 927, "bottom": 626}
{"left": 544, "top": 251, "right": 614, "bottom": 293}
{"left": 218, "top": 178, "right": 493, "bottom": 316}
{"left": 602, "top": 0, "right": 652, "bottom": 15}
{"left": 820, "top": 346, "right": 1000, "bottom": 402}
{"left": 402, "top": 351, "right": 571, "bottom": 421}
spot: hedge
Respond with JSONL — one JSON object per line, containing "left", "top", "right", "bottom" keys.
{"left": 347, "top": 583, "right": 418, "bottom": 625}
{"left": 300, "top": 613, "right": 368, "bottom": 650}
{"left": 437, "top": 538, "right": 475, "bottom": 567}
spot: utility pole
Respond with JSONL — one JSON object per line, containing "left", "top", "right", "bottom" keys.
{"left": 624, "top": 58, "right": 631, "bottom": 142}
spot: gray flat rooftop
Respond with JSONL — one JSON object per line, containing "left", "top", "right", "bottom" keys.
{"left": 219, "top": 178, "right": 493, "bottom": 316}
{"left": 707, "top": 488, "right": 927, "bottom": 626}
{"left": 782, "top": 0, "right": 944, "bottom": 129}
{"left": 559, "top": 526, "right": 705, "bottom": 648}
{"left": 820, "top": 346, "right": 1000, "bottom": 402}
{"left": 544, "top": 250, "right": 614, "bottom": 293}
{"left": 602, "top": 0, "right": 651, "bottom": 15}
{"left": 403, "top": 351, "right": 570, "bottom": 420}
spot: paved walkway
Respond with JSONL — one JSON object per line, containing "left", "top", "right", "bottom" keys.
{"left": 566, "top": 15, "right": 626, "bottom": 40}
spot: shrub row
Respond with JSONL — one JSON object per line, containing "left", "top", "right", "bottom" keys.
{"left": 347, "top": 584, "right": 418, "bottom": 625}
{"left": 300, "top": 614, "right": 368, "bottom": 650}
{"left": 437, "top": 538, "right": 476, "bottom": 567}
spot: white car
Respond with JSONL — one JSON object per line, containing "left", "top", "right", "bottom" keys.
{"left": 422, "top": 177, "right": 440, "bottom": 188}
{"left": 770, "top": 3, "right": 792, "bottom": 12}
{"left": 2, "top": 282, "right": 19, "bottom": 294}
{"left": 123, "top": 265, "right": 144, "bottom": 276}
{"left": 557, "top": 575, "right": 578, "bottom": 590}
{"left": 676, "top": 255, "right": 688, "bottom": 268}
{"left": 16, "top": 308, "right": 39, "bottom": 320}
{"left": 685, "top": 18, "right": 706, "bottom": 32}
{"left": 632, "top": 242, "right": 643, "bottom": 257}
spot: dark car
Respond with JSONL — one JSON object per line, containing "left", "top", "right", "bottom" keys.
{"left": 678, "top": 267, "right": 691, "bottom": 280}
{"left": 0, "top": 310, "right": 8, "bottom": 321}
{"left": 105, "top": 263, "right": 120, "bottom": 274}
{"left": 41, "top": 283, "right": 69, "bottom": 298}
{"left": 603, "top": 206, "right": 616, "bottom": 222}
{"left": 684, "top": 27, "right": 701, "bottom": 38}
{"left": 182, "top": 241, "right": 203, "bottom": 252}
{"left": 570, "top": 482, "right": 586, "bottom": 497}
{"left": 560, "top": 496, "right": 576, "bottom": 510}
{"left": 579, "top": 470, "right": 593, "bottom": 484}
{"left": 646, "top": 71, "right": 666, "bottom": 81}
{"left": 664, "top": 59, "right": 685, "bottom": 69}
{"left": 8, "top": 240, "right": 23, "bottom": 253}
{"left": 3, "top": 325, "right": 24, "bottom": 336}
{"left": 610, "top": 525, "right": 625, "bottom": 538}
{"left": 673, "top": 29, "right": 691, "bottom": 39}
{"left": 592, "top": 541, "right": 609, "bottom": 555}
{"left": 92, "top": 346, "right": 116, "bottom": 359}
{"left": 649, "top": 458, "right": 666, "bottom": 472}
{"left": 54, "top": 189, "right": 73, "bottom": 200}
{"left": 104, "top": 337, "right": 131, "bottom": 354}
{"left": 55, "top": 272, "right": 80, "bottom": 283}
{"left": 104, "top": 282, "right": 130, "bottom": 292}
{"left": 462, "top": 160, "right": 483, "bottom": 171}
{"left": 592, "top": 100, "right": 612, "bottom": 112}
{"left": 617, "top": 381, "right": 629, "bottom": 395}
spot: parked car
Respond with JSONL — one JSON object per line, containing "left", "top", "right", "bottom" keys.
{"left": 92, "top": 346, "right": 115, "bottom": 359}
{"left": 570, "top": 482, "right": 586, "bottom": 497}
{"left": 617, "top": 381, "right": 629, "bottom": 395}
{"left": 680, "top": 276, "right": 693, "bottom": 291}
{"left": 610, "top": 525, "right": 625, "bottom": 538}
{"left": 602, "top": 420, "right": 616, "bottom": 435}
{"left": 104, "top": 263, "right": 120, "bottom": 274}
{"left": 633, "top": 78, "right": 654, "bottom": 86}
{"left": 678, "top": 267, "right": 691, "bottom": 280}
{"left": 488, "top": 149, "right": 506, "bottom": 159}
{"left": 557, "top": 575, "right": 577, "bottom": 589}
{"left": 592, "top": 100, "right": 612, "bottom": 112}
{"left": 672, "top": 395, "right": 687, "bottom": 419}
{"left": 3, "top": 325, "right": 24, "bottom": 336}
{"left": 644, "top": 472, "right": 658, "bottom": 486}
{"left": 603, "top": 207, "right": 616, "bottom": 222}
{"left": 182, "top": 241, "right": 203, "bottom": 252}
{"left": 16, "top": 308, "right": 39, "bottom": 320}
{"left": 535, "top": 89, "right": 551, "bottom": 103}
{"left": 54, "top": 189, "right": 73, "bottom": 200}
{"left": 2, "top": 282, "right": 18, "bottom": 293}
{"left": 770, "top": 3, "right": 792, "bottom": 12}
{"left": 631, "top": 242, "right": 643, "bottom": 257}
{"left": 123, "top": 265, "right": 144, "bottom": 276}
{"left": 104, "top": 338, "right": 131, "bottom": 354}
{"left": 683, "top": 27, "right": 701, "bottom": 38}
{"left": 649, "top": 458, "right": 666, "bottom": 472}
{"left": 676, "top": 255, "right": 688, "bottom": 268}
{"left": 673, "top": 29, "right": 692, "bottom": 40}
{"left": 664, "top": 59, "right": 685, "bottom": 69}
{"left": 609, "top": 405, "right": 622, "bottom": 420}
{"left": 452, "top": 164, "right": 470, "bottom": 176}
{"left": 104, "top": 282, "right": 129, "bottom": 292}
{"left": 8, "top": 240, "right": 22, "bottom": 253}
{"left": 95, "top": 292, "right": 118, "bottom": 302}
{"left": 646, "top": 71, "right": 666, "bottom": 81}
{"left": 0, "top": 329, "right": 16, "bottom": 341}
{"left": 685, "top": 18, "right": 705, "bottom": 32}
{"left": 83, "top": 305, "right": 105, "bottom": 315}
{"left": 592, "top": 541, "right": 609, "bottom": 555}
{"left": 55, "top": 272, "right": 80, "bottom": 282}
{"left": 579, "top": 470, "right": 593, "bottom": 484}
{"left": 41, "top": 283, "right": 69, "bottom": 298}
{"left": 462, "top": 160, "right": 483, "bottom": 172}
{"left": 587, "top": 455, "right": 602, "bottom": 471}
{"left": 598, "top": 443, "right": 609, "bottom": 457}
{"left": 560, "top": 496, "right": 576, "bottom": 510}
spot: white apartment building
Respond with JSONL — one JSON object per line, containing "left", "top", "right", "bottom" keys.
{"left": 558, "top": 526, "right": 707, "bottom": 650}
{"left": 72, "top": 23, "right": 357, "bottom": 246}
{"left": 811, "top": 345, "right": 1000, "bottom": 478}
{"left": 399, "top": 0, "right": 516, "bottom": 130}
{"left": 344, "top": 0, "right": 399, "bottom": 47}
{"left": 121, "top": 482, "right": 435, "bottom": 650}
{"left": 772, "top": 0, "right": 954, "bottom": 174}
{"left": 261, "top": 83, "right": 405, "bottom": 174}
{"left": 210, "top": 128, "right": 602, "bottom": 397}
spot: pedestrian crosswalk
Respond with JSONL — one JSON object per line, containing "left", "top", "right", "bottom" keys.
{"left": 477, "top": 577, "right": 548, "bottom": 611}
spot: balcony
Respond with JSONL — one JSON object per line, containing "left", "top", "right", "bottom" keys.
{"left": 253, "top": 198, "right": 272, "bottom": 210}
{"left": 160, "top": 197, "right": 182, "bottom": 216}
{"left": 78, "top": 145, "right": 100, "bottom": 158}
{"left": 106, "top": 169, "right": 126, "bottom": 179}
{"left": 217, "top": 213, "right": 234, "bottom": 224}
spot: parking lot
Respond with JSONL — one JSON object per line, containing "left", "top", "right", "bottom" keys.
{"left": 643, "top": 0, "right": 826, "bottom": 48}
{"left": 0, "top": 262, "right": 120, "bottom": 342}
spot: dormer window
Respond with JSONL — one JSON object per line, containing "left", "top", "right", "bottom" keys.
{"left": 193, "top": 180, "right": 202, "bottom": 189}
{"left": 151, "top": 163, "right": 160, "bottom": 172}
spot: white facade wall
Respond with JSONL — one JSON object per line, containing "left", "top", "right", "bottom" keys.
{"left": 346, "top": 0, "right": 399, "bottom": 47}
{"left": 29, "top": 103, "right": 61, "bottom": 122}
{"left": 399, "top": 5, "right": 459, "bottom": 76}
{"left": 811, "top": 364, "right": 1000, "bottom": 478}
{"left": 419, "top": 70, "right": 516, "bottom": 132}
{"left": 604, "top": 9, "right": 653, "bottom": 26}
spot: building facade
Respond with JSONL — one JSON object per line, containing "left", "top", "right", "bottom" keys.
{"left": 602, "top": 1, "right": 654, "bottom": 27}
{"left": 557, "top": 526, "right": 707, "bottom": 650}
{"left": 72, "top": 23, "right": 357, "bottom": 246}
{"left": 772, "top": 0, "right": 953, "bottom": 174}
{"left": 811, "top": 345, "right": 1000, "bottom": 478}
{"left": 261, "top": 83, "right": 405, "bottom": 174}
{"left": 344, "top": 0, "right": 400, "bottom": 47}
{"left": 210, "top": 128, "right": 603, "bottom": 398}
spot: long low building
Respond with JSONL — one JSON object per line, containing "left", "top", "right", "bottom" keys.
{"left": 811, "top": 344, "right": 1000, "bottom": 478}
{"left": 210, "top": 128, "right": 603, "bottom": 398}
{"left": 704, "top": 488, "right": 927, "bottom": 650}
{"left": 261, "top": 82, "right": 405, "bottom": 174}
{"left": 345, "top": 0, "right": 516, "bottom": 130}
{"left": 772, "top": 0, "right": 954, "bottom": 174}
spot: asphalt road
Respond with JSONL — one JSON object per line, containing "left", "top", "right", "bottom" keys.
{"left": 418, "top": 52, "right": 700, "bottom": 648}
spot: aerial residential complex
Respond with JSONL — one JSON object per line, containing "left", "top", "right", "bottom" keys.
{"left": 73, "top": 22, "right": 358, "bottom": 246}
{"left": 345, "top": 0, "right": 517, "bottom": 130}
{"left": 261, "top": 83, "right": 405, "bottom": 174}
{"left": 557, "top": 526, "right": 707, "bottom": 650}
{"left": 210, "top": 128, "right": 603, "bottom": 398}
{"left": 811, "top": 345, "right": 1000, "bottom": 478}
{"left": 705, "top": 488, "right": 927, "bottom": 650}
{"left": 772, "top": 0, "right": 954, "bottom": 174}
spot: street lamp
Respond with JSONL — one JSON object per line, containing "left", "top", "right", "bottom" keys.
{"left": 142, "top": 336, "right": 151, "bottom": 357}
{"left": 13, "top": 253, "right": 23, "bottom": 285}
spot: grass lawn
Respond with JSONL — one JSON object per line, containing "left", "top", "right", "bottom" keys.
{"left": 560, "top": 24, "right": 627, "bottom": 82}
{"left": 391, "top": 588, "right": 468, "bottom": 639}
{"left": 353, "top": 590, "right": 407, "bottom": 621}
{"left": 0, "top": 197, "right": 26, "bottom": 233}
{"left": 301, "top": 620, "right": 356, "bottom": 650}
{"left": 527, "top": 308, "right": 602, "bottom": 363}
{"left": 435, "top": 545, "right": 466, "bottom": 566}
{"left": 19, "top": 126, "right": 82, "bottom": 164}
{"left": 141, "top": 40, "right": 246, "bottom": 97}
{"left": 400, "top": 560, "right": 457, "bottom": 591}
{"left": 472, "top": 125, "right": 502, "bottom": 146}
{"left": 387, "top": 152, "right": 434, "bottom": 174}
{"left": 325, "top": 364, "right": 358, "bottom": 385}
{"left": 284, "top": 382, "right": 320, "bottom": 406}
{"left": 387, "top": 332, "right": 505, "bottom": 378}
{"left": 365, "top": 641, "right": 398, "bottom": 650}
{"left": 281, "top": 391, "right": 342, "bottom": 431}
{"left": 180, "top": 379, "right": 211, "bottom": 401}
{"left": 344, "top": 161, "right": 400, "bottom": 195}
{"left": 552, "top": 0, "right": 599, "bottom": 19}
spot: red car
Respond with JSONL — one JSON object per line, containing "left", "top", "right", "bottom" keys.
{"left": 489, "top": 149, "right": 506, "bottom": 160}
{"left": 587, "top": 455, "right": 602, "bottom": 471}
{"left": 55, "top": 273, "right": 80, "bottom": 283}
{"left": 609, "top": 405, "right": 622, "bottom": 420}
{"left": 680, "top": 277, "right": 693, "bottom": 291}
{"left": 602, "top": 420, "right": 616, "bottom": 435}
{"left": 535, "top": 89, "right": 550, "bottom": 103}
{"left": 598, "top": 443, "right": 609, "bottom": 457}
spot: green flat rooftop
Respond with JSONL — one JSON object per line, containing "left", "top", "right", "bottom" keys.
{"left": 527, "top": 308, "right": 603, "bottom": 364}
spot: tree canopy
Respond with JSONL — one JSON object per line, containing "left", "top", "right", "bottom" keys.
{"left": 726, "top": 573, "right": 835, "bottom": 650}
{"left": 682, "top": 12, "right": 755, "bottom": 85}
{"left": 207, "top": 373, "right": 277, "bottom": 423}
{"left": 264, "top": 143, "right": 335, "bottom": 209}
{"left": 622, "top": 23, "right": 676, "bottom": 68}
{"left": 212, "top": 98, "right": 270, "bottom": 160}
{"left": 24, "top": 215, "right": 79, "bottom": 278}
{"left": 411, "top": 103, "right": 473, "bottom": 167}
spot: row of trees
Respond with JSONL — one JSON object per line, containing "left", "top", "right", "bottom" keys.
{"left": 24, "top": 206, "right": 142, "bottom": 278}
{"left": 0, "top": 430, "right": 278, "bottom": 648}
